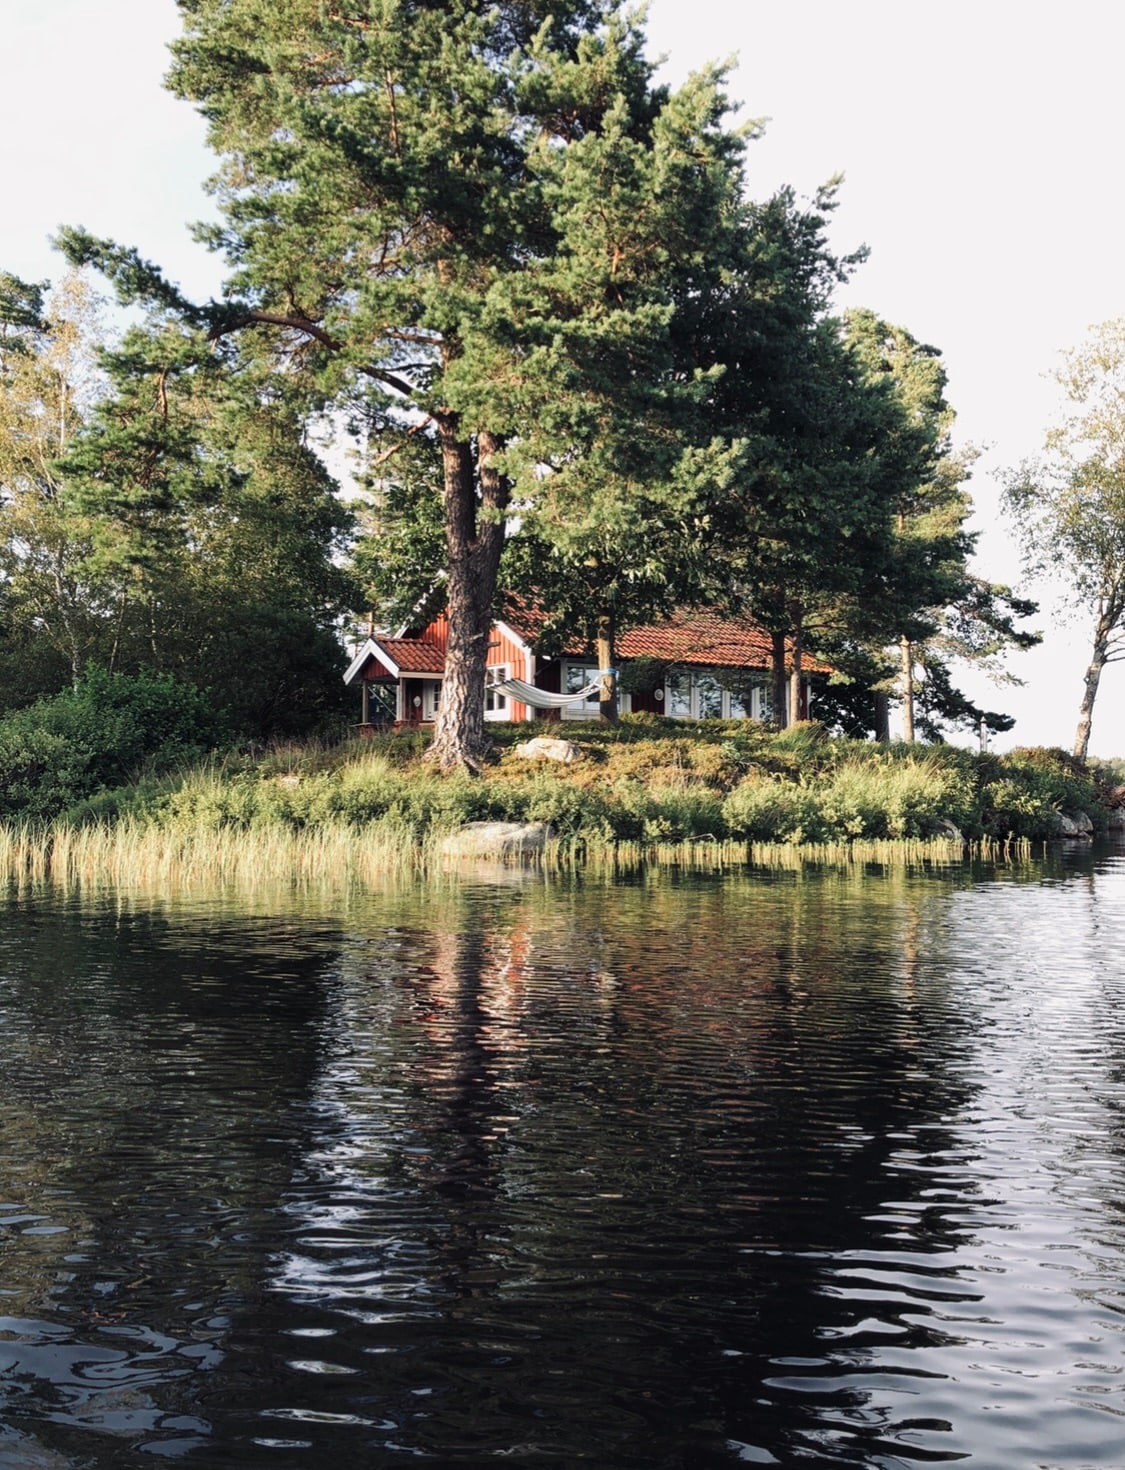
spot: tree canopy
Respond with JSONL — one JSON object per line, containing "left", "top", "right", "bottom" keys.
{"left": 0, "top": 274, "right": 355, "bottom": 735}
{"left": 21, "top": 1, "right": 1036, "bottom": 756}
{"left": 1003, "top": 318, "right": 1125, "bottom": 760}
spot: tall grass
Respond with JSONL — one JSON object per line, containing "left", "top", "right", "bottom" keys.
{"left": 0, "top": 816, "right": 437, "bottom": 893}
{"left": 0, "top": 722, "right": 1092, "bottom": 894}
{"left": 0, "top": 818, "right": 1031, "bottom": 896}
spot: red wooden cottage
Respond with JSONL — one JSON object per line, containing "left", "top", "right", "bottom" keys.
{"left": 344, "top": 606, "right": 821, "bottom": 730}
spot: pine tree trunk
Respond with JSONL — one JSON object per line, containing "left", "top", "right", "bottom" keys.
{"left": 1073, "top": 608, "right": 1113, "bottom": 762}
{"left": 425, "top": 420, "right": 509, "bottom": 772}
{"left": 770, "top": 628, "right": 788, "bottom": 728}
{"left": 873, "top": 690, "right": 891, "bottom": 742}
{"left": 900, "top": 636, "right": 915, "bottom": 744}
{"left": 596, "top": 608, "right": 618, "bottom": 724}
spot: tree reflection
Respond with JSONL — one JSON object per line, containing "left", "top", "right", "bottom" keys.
{"left": 4, "top": 858, "right": 1120, "bottom": 1468}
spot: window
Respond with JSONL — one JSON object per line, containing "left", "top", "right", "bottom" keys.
{"left": 370, "top": 683, "right": 397, "bottom": 723}
{"left": 661, "top": 670, "right": 767, "bottom": 720}
{"left": 667, "top": 669, "right": 693, "bottom": 718}
{"left": 562, "top": 663, "right": 601, "bottom": 720}
{"left": 423, "top": 681, "right": 442, "bottom": 721}
{"left": 484, "top": 666, "right": 509, "bottom": 720}
{"left": 729, "top": 678, "right": 768, "bottom": 721}
{"left": 697, "top": 674, "right": 723, "bottom": 719}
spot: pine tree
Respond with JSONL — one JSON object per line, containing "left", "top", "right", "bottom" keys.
{"left": 839, "top": 310, "right": 1037, "bottom": 742}
{"left": 61, "top": 0, "right": 748, "bottom": 768}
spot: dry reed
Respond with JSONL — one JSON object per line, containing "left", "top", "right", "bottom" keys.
{"left": 0, "top": 817, "right": 1035, "bottom": 897}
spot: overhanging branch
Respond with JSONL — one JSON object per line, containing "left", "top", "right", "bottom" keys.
{"left": 210, "top": 309, "right": 418, "bottom": 398}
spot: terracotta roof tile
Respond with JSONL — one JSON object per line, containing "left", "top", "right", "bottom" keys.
{"left": 616, "top": 611, "right": 774, "bottom": 666}
{"left": 499, "top": 599, "right": 829, "bottom": 674}
{"left": 377, "top": 637, "right": 446, "bottom": 674}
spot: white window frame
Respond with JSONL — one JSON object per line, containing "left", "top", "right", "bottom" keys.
{"left": 660, "top": 669, "right": 771, "bottom": 721}
{"left": 696, "top": 672, "right": 724, "bottom": 720}
{"left": 560, "top": 661, "right": 602, "bottom": 720}
{"left": 484, "top": 665, "right": 510, "bottom": 721}
{"left": 423, "top": 680, "right": 442, "bottom": 721}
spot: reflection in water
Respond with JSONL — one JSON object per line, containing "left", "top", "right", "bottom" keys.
{"left": 0, "top": 848, "right": 1124, "bottom": 1466}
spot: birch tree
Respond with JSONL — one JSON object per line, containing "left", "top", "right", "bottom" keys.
{"left": 0, "top": 272, "right": 108, "bottom": 687}
{"left": 1003, "top": 319, "right": 1125, "bottom": 761}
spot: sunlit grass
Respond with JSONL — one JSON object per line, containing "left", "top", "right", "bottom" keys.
{"left": 0, "top": 719, "right": 1078, "bottom": 895}
{"left": 0, "top": 816, "right": 1039, "bottom": 897}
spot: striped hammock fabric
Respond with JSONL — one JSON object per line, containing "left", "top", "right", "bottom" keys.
{"left": 492, "top": 676, "right": 603, "bottom": 709}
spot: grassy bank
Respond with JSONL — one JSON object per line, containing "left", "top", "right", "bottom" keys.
{"left": 0, "top": 717, "right": 1111, "bottom": 888}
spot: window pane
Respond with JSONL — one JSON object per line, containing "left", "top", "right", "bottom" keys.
{"left": 484, "top": 668, "right": 508, "bottom": 714}
{"left": 667, "top": 670, "right": 692, "bottom": 717}
{"left": 697, "top": 675, "right": 722, "bottom": 719}
{"left": 566, "top": 664, "right": 600, "bottom": 708}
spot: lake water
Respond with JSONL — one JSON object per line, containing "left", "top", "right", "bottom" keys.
{"left": 2, "top": 843, "right": 1125, "bottom": 1468}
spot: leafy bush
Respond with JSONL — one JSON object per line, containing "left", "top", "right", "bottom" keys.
{"left": 979, "top": 747, "right": 1102, "bottom": 836}
{"left": 0, "top": 668, "right": 228, "bottom": 820}
{"left": 723, "top": 776, "right": 819, "bottom": 843}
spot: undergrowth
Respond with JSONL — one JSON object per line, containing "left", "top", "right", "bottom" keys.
{"left": 45, "top": 719, "right": 1115, "bottom": 852}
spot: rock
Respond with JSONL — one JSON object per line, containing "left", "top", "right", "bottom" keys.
{"left": 1055, "top": 809, "right": 1094, "bottom": 837}
{"left": 936, "top": 819, "right": 964, "bottom": 842}
{"left": 439, "top": 821, "right": 553, "bottom": 859}
{"left": 512, "top": 736, "right": 581, "bottom": 764}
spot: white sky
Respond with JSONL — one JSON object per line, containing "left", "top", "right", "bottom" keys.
{"left": 2, "top": 0, "right": 1124, "bottom": 752}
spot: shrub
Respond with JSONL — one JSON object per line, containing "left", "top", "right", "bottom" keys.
{"left": 814, "top": 755, "right": 977, "bottom": 840}
{"left": 723, "top": 775, "right": 820, "bottom": 843}
{"left": 979, "top": 746, "right": 1102, "bottom": 837}
{"left": 0, "top": 668, "right": 228, "bottom": 820}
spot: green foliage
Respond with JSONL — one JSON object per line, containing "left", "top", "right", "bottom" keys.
{"left": 1002, "top": 318, "right": 1125, "bottom": 758}
{"left": 979, "top": 746, "right": 1102, "bottom": 837}
{"left": 0, "top": 276, "right": 356, "bottom": 738}
{"left": 616, "top": 656, "right": 673, "bottom": 695}
{"left": 75, "top": 0, "right": 760, "bottom": 769}
{"left": 12, "top": 721, "right": 1111, "bottom": 848}
{"left": 0, "top": 668, "right": 228, "bottom": 819}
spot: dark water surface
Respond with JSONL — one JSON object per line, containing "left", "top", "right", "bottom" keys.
{"left": 2, "top": 846, "right": 1125, "bottom": 1468}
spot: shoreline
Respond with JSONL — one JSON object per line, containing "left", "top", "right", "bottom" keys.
{"left": 0, "top": 719, "right": 1117, "bottom": 889}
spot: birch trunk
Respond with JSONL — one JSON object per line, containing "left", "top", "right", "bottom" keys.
{"left": 788, "top": 615, "right": 803, "bottom": 725}
{"left": 900, "top": 636, "right": 915, "bottom": 744}
{"left": 1073, "top": 606, "right": 1114, "bottom": 762}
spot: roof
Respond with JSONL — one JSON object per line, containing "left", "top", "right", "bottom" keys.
{"left": 617, "top": 610, "right": 775, "bottom": 667}
{"left": 499, "top": 600, "right": 828, "bottom": 673}
{"left": 343, "top": 635, "right": 446, "bottom": 684}
{"left": 380, "top": 637, "right": 446, "bottom": 674}
{"left": 346, "top": 607, "right": 831, "bottom": 682}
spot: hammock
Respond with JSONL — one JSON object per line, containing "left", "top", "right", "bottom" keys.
{"left": 492, "top": 675, "right": 605, "bottom": 709}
